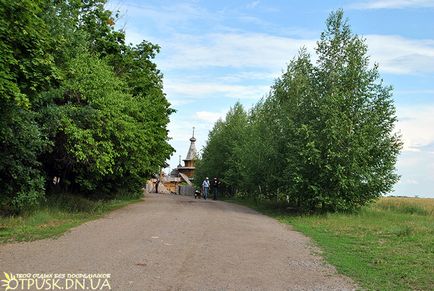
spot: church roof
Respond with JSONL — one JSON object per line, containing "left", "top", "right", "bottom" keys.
{"left": 184, "top": 128, "right": 197, "bottom": 161}
{"left": 185, "top": 136, "right": 197, "bottom": 161}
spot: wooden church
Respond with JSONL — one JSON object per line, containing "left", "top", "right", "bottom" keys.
{"left": 154, "top": 128, "right": 197, "bottom": 194}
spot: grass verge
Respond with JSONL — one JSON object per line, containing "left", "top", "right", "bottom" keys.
{"left": 228, "top": 196, "right": 434, "bottom": 291}
{"left": 0, "top": 194, "right": 141, "bottom": 243}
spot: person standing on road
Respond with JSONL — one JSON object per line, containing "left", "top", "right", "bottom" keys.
{"left": 202, "top": 177, "right": 210, "bottom": 200}
{"left": 211, "top": 177, "right": 220, "bottom": 200}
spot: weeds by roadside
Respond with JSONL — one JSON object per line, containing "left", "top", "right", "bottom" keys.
{"left": 0, "top": 192, "right": 142, "bottom": 243}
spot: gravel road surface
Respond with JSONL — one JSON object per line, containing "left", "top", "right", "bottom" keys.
{"left": 0, "top": 193, "right": 356, "bottom": 290}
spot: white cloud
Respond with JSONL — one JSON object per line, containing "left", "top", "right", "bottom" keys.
{"left": 385, "top": 105, "right": 434, "bottom": 197}
{"left": 349, "top": 0, "right": 434, "bottom": 9}
{"left": 157, "top": 33, "right": 434, "bottom": 76}
{"left": 398, "top": 178, "right": 419, "bottom": 185}
{"left": 396, "top": 105, "right": 434, "bottom": 151}
{"left": 111, "top": 1, "right": 434, "bottom": 77}
{"left": 164, "top": 79, "right": 270, "bottom": 101}
{"left": 113, "top": 4, "right": 434, "bottom": 77}
{"left": 166, "top": 114, "right": 218, "bottom": 168}
{"left": 168, "top": 119, "right": 200, "bottom": 142}
{"left": 195, "top": 111, "right": 225, "bottom": 123}
{"left": 366, "top": 35, "right": 434, "bottom": 74}
{"left": 395, "top": 150, "right": 434, "bottom": 197}
{"left": 168, "top": 110, "right": 228, "bottom": 144}
{"left": 216, "top": 71, "right": 278, "bottom": 83}
{"left": 158, "top": 33, "right": 316, "bottom": 71}
{"left": 247, "top": 0, "right": 260, "bottom": 9}
{"left": 109, "top": 1, "right": 214, "bottom": 33}
{"left": 124, "top": 31, "right": 434, "bottom": 77}
{"left": 167, "top": 98, "right": 198, "bottom": 107}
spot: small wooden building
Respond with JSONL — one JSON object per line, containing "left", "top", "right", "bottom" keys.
{"left": 177, "top": 128, "right": 197, "bottom": 179}
{"left": 158, "top": 128, "right": 197, "bottom": 194}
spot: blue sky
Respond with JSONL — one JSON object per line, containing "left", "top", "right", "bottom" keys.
{"left": 108, "top": 0, "right": 434, "bottom": 198}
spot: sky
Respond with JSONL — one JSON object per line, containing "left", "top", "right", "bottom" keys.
{"left": 107, "top": 0, "right": 434, "bottom": 198}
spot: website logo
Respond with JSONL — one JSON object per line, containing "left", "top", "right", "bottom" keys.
{"left": 0, "top": 272, "right": 111, "bottom": 290}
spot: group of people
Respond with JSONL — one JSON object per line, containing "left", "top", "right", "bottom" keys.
{"left": 201, "top": 177, "right": 220, "bottom": 200}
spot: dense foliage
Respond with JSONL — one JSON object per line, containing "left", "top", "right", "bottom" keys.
{"left": 196, "top": 10, "right": 402, "bottom": 212}
{"left": 0, "top": 0, "right": 174, "bottom": 213}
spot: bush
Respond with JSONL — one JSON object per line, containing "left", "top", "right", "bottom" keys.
{"left": 0, "top": 108, "right": 47, "bottom": 214}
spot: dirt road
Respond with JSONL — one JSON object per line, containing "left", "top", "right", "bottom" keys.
{"left": 0, "top": 193, "right": 355, "bottom": 290}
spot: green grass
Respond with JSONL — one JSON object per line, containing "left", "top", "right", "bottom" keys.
{"left": 229, "top": 197, "right": 434, "bottom": 291}
{"left": 0, "top": 194, "right": 141, "bottom": 243}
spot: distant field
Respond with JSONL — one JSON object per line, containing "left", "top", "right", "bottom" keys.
{"left": 375, "top": 196, "right": 434, "bottom": 216}
{"left": 232, "top": 196, "right": 434, "bottom": 291}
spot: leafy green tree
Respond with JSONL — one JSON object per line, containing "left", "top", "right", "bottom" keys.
{"left": 194, "top": 120, "right": 225, "bottom": 188}
{"left": 1, "top": 0, "right": 174, "bottom": 212}
{"left": 39, "top": 46, "right": 173, "bottom": 197}
{"left": 287, "top": 11, "right": 401, "bottom": 211}
{"left": 36, "top": 0, "right": 174, "bottom": 198}
{"left": 0, "top": 107, "right": 48, "bottom": 212}
{"left": 39, "top": 52, "right": 122, "bottom": 192}
{"left": 0, "top": 0, "right": 58, "bottom": 212}
{"left": 195, "top": 102, "right": 248, "bottom": 195}
{"left": 198, "top": 10, "right": 402, "bottom": 212}
{"left": 236, "top": 98, "right": 282, "bottom": 200}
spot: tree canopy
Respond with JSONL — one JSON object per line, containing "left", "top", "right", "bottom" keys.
{"left": 0, "top": 0, "right": 174, "bottom": 213}
{"left": 196, "top": 10, "right": 402, "bottom": 212}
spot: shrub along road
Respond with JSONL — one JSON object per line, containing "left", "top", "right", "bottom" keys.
{"left": 0, "top": 193, "right": 355, "bottom": 290}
